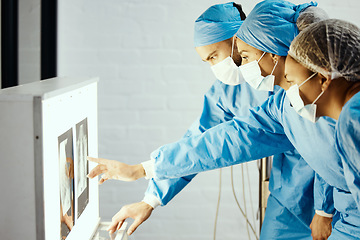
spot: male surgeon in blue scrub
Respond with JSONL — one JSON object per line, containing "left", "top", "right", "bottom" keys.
{"left": 88, "top": 1, "right": 334, "bottom": 239}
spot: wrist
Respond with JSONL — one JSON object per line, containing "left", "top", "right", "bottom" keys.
{"left": 133, "top": 164, "right": 146, "bottom": 180}
{"left": 141, "top": 201, "right": 155, "bottom": 210}
{"left": 142, "top": 194, "right": 161, "bottom": 209}
{"left": 315, "top": 210, "right": 333, "bottom": 218}
{"left": 141, "top": 159, "right": 156, "bottom": 179}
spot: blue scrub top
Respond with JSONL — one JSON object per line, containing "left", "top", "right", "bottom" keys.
{"left": 336, "top": 91, "right": 360, "bottom": 208}
{"left": 328, "top": 91, "right": 360, "bottom": 239}
{"left": 151, "top": 87, "right": 345, "bottom": 190}
{"left": 151, "top": 86, "right": 358, "bottom": 237}
{"left": 146, "top": 83, "right": 333, "bottom": 223}
{"left": 146, "top": 80, "right": 271, "bottom": 205}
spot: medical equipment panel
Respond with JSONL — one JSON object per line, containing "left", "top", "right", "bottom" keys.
{"left": 0, "top": 77, "right": 126, "bottom": 240}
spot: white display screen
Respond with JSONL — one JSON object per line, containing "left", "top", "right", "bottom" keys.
{"left": 42, "top": 82, "right": 99, "bottom": 240}
{"left": 75, "top": 118, "right": 90, "bottom": 219}
{"left": 58, "top": 129, "right": 75, "bottom": 239}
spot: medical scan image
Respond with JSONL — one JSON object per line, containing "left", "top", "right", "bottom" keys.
{"left": 58, "top": 130, "right": 74, "bottom": 239}
{"left": 76, "top": 118, "right": 90, "bottom": 218}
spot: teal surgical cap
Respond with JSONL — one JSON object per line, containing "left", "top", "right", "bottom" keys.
{"left": 236, "top": 0, "right": 317, "bottom": 56}
{"left": 194, "top": 2, "right": 243, "bottom": 47}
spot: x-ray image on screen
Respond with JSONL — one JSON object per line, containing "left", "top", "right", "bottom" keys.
{"left": 58, "top": 129, "right": 74, "bottom": 239}
{"left": 75, "top": 118, "right": 89, "bottom": 218}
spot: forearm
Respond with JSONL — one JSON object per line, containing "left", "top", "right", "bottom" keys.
{"left": 142, "top": 174, "right": 197, "bottom": 208}
{"left": 151, "top": 117, "right": 292, "bottom": 180}
{"left": 314, "top": 173, "right": 335, "bottom": 216}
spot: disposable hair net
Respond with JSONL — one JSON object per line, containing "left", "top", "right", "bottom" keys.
{"left": 236, "top": 0, "right": 317, "bottom": 56}
{"left": 289, "top": 19, "right": 360, "bottom": 82}
{"left": 194, "top": 2, "right": 243, "bottom": 47}
{"left": 296, "top": 6, "right": 328, "bottom": 31}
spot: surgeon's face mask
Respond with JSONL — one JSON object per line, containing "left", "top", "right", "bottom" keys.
{"left": 211, "top": 37, "right": 244, "bottom": 86}
{"left": 239, "top": 52, "right": 277, "bottom": 91}
{"left": 286, "top": 72, "right": 325, "bottom": 123}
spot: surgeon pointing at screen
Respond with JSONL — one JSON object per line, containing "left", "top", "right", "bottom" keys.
{"left": 88, "top": 1, "right": 335, "bottom": 239}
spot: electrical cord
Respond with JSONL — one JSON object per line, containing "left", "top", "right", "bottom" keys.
{"left": 213, "top": 166, "right": 259, "bottom": 240}
{"left": 246, "top": 163, "right": 257, "bottom": 231}
{"left": 213, "top": 168, "right": 222, "bottom": 240}
{"left": 231, "top": 166, "right": 259, "bottom": 240}
{"left": 242, "top": 164, "right": 251, "bottom": 239}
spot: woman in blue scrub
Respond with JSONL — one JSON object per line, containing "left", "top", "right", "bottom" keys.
{"left": 284, "top": 18, "right": 360, "bottom": 240}
{"left": 145, "top": 2, "right": 331, "bottom": 240}
{"left": 89, "top": 1, "right": 335, "bottom": 238}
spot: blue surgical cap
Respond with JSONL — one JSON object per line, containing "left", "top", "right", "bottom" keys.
{"left": 236, "top": 0, "right": 317, "bottom": 56}
{"left": 194, "top": 2, "right": 243, "bottom": 47}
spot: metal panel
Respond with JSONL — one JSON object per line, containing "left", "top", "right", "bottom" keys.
{"left": 259, "top": 156, "right": 272, "bottom": 230}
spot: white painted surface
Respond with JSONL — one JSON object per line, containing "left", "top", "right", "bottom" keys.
{"left": 0, "top": 0, "right": 2, "bottom": 88}
{"left": 0, "top": 99, "right": 36, "bottom": 240}
{"left": 19, "top": 0, "right": 41, "bottom": 84}
{"left": 0, "top": 77, "right": 99, "bottom": 240}
{"left": 42, "top": 81, "right": 99, "bottom": 240}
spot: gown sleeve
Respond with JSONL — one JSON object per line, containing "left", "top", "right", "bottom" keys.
{"left": 336, "top": 97, "right": 360, "bottom": 210}
{"left": 144, "top": 81, "right": 237, "bottom": 206}
{"left": 151, "top": 91, "right": 294, "bottom": 180}
{"left": 313, "top": 173, "right": 335, "bottom": 216}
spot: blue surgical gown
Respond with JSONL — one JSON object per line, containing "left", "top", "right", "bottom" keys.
{"left": 329, "top": 91, "right": 360, "bottom": 239}
{"left": 150, "top": 87, "right": 357, "bottom": 238}
{"left": 145, "top": 82, "right": 334, "bottom": 239}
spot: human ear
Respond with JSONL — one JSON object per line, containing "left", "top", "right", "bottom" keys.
{"left": 318, "top": 73, "right": 332, "bottom": 92}
{"left": 270, "top": 54, "right": 281, "bottom": 64}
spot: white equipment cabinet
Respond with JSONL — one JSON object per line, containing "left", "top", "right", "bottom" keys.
{"left": 0, "top": 77, "right": 127, "bottom": 240}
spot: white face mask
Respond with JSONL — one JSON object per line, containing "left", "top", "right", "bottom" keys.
{"left": 258, "top": 60, "right": 278, "bottom": 91}
{"left": 238, "top": 51, "right": 267, "bottom": 90}
{"left": 239, "top": 52, "right": 278, "bottom": 92}
{"left": 211, "top": 37, "right": 244, "bottom": 86}
{"left": 286, "top": 72, "right": 325, "bottom": 123}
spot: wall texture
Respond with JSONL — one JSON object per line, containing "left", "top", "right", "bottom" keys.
{"left": 56, "top": 1, "right": 360, "bottom": 239}
{"left": 19, "top": 0, "right": 40, "bottom": 85}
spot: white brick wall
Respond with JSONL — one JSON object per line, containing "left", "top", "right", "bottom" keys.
{"left": 19, "top": 0, "right": 40, "bottom": 85}
{"left": 56, "top": 1, "right": 360, "bottom": 239}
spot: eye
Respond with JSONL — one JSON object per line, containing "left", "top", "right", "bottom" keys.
{"left": 284, "top": 75, "right": 293, "bottom": 84}
{"left": 241, "top": 56, "right": 248, "bottom": 60}
{"left": 208, "top": 56, "right": 216, "bottom": 62}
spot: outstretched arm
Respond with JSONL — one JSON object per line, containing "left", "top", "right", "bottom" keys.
{"left": 310, "top": 173, "right": 334, "bottom": 240}
{"left": 104, "top": 82, "right": 274, "bottom": 235}
{"left": 151, "top": 93, "right": 293, "bottom": 180}
{"left": 87, "top": 157, "right": 145, "bottom": 183}
{"left": 88, "top": 92, "right": 293, "bottom": 182}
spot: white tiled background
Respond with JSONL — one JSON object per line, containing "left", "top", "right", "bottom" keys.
{"left": 18, "top": 0, "right": 360, "bottom": 239}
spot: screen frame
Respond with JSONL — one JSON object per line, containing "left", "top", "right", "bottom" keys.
{"left": 41, "top": 81, "right": 99, "bottom": 240}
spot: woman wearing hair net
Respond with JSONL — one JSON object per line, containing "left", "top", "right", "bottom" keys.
{"left": 89, "top": 1, "right": 335, "bottom": 239}
{"left": 284, "top": 18, "right": 360, "bottom": 239}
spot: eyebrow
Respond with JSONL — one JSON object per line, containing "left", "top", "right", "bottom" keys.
{"left": 203, "top": 50, "right": 217, "bottom": 62}
{"left": 239, "top": 50, "right": 248, "bottom": 55}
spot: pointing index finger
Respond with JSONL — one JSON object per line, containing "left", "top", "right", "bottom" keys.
{"left": 87, "top": 156, "right": 102, "bottom": 163}
{"left": 87, "top": 165, "right": 107, "bottom": 179}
